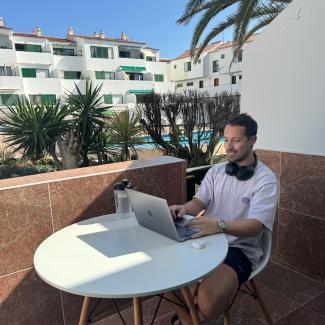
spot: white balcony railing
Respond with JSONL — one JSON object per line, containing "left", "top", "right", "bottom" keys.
{"left": 0, "top": 76, "right": 23, "bottom": 92}
{"left": 0, "top": 49, "right": 17, "bottom": 65}
{"left": 16, "top": 51, "right": 53, "bottom": 66}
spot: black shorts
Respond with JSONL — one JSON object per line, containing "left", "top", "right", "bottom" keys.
{"left": 223, "top": 247, "right": 252, "bottom": 285}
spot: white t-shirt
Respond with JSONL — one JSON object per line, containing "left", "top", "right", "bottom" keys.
{"left": 194, "top": 160, "right": 278, "bottom": 268}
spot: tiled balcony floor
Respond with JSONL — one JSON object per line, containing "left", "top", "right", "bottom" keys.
{"left": 93, "top": 263, "right": 325, "bottom": 325}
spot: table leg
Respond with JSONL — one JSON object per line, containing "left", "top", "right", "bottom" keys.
{"left": 133, "top": 297, "right": 143, "bottom": 325}
{"left": 180, "top": 287, "right": 200, "bottom": 325}
{"left": 78, "top": 296, "right": 90, "bottom": 325}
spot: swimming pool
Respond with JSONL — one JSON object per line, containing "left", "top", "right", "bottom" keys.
{"left": 136, "top": 131, "right": 224, "bottom": 149}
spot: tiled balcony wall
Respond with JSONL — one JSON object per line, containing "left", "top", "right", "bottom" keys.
{"left": 0, "top": 156, "right": 186, "bottom": 325}
{"left": 256, "top": 150, "right": 325, "bottom": 283}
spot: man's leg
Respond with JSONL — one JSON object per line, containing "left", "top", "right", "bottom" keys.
{"left": 197, "top": 263, "right": 239, "bottom": 320}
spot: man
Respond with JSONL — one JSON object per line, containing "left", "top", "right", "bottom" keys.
{"left": 169, "top": 113, "right": 278, "bottom": 323}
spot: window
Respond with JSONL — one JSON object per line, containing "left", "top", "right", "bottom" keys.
{"left": 95, "top": 71, "right": 115, "bottom": 80}
{"left": 126, "top": 72, "right": 143, "bottom": 81}
{"left": 237, "top": 50, "right": 243, "bottom": 62}
{"left": 184, "top": 62, "right": 191, "bottom": 72}
{"left": 231, "top": 75, "right": 236, "bottom": 84}
{"left": 15, "top": 43, "right": 42, "bottom": 52}
{"left": 103, "top": 94, "right": 113, "bottom": 104}
{"left": 186, "top": 82, "right": 194, "bottom": 86}
{"left": 214, "top": 78, "right": 219, "bottom": 87}
{"left": 36, "top": 69, "right": 49, "bottom": 78}
{"left": 22, "top": 68, "right": 49, "bottom": 78}
{"left": 239, "top": 75, "right": 242, "bottom": 80}
{"left": 90, "top": 46, "right": 113, "bottom": 59}
{"left": 176, "top": 83, "right": 183, "bottom": 88}
{"left": 0, "top": 66, "right": 13, "bottom": 76}
{"left": 146, "top": 56, "right": 156, "bottom": 62}
{"left": 199, "top": 80, "right": 204, "bottom": 88}
{"left": 22, "top": 68, "right": 36, "bottom": 78}
{"left": 119, "top": 51, "right": 131, "bottom": 58}
{"left": 0, "top": 94, "right": 19, "bottom": 106}
{"left": 53, "top": 48, "right": 74, "bottom": 56}
{"left": 29, "top": 94, "right": 56, "bottom": 105}
{"left": 154, "top": 74, "right": 164, "bottom": 82}
{"left": 64, "top": 71, "right": 81, "bottom": 79}
{"left": 174, "top": 65, "right": 177, "bottom": 69}
{"left": 221, "top": 54, "right": 225, "bottom": 59}
{"left": 212, "top": 60, "right": 219, "bottom": 73}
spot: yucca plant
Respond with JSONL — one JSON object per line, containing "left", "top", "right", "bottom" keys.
{"left": 65, "top": 81, "right": 111, "bottom": 166}
{"left": 107, "top": 110, "right": 144, "bottom": 161}
{"left": 0, "top": 98, "right": 71, "bottom": 163}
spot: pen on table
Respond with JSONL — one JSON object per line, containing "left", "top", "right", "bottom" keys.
{"left": 196, "top": 209, "right": 205, "bottom": 218}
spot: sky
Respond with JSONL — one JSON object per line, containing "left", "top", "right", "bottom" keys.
{"left": 1, "top": 0, "right": 234, "bottom": 59}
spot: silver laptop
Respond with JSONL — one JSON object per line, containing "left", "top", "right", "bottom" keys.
{"left": 126, "top": 189, "right": 198, "bottom": 242}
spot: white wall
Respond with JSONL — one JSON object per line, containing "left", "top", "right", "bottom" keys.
{"left": 241, "top": 0, "right": 325, "bottom": 156}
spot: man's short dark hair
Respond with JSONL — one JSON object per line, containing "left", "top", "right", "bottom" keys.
{"left": 227, "top": 113, "right": 258, "bottom": 138}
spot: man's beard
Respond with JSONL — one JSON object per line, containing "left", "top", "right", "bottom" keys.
{"left": 227, "top": 148, "right": 251, "bottom": 164}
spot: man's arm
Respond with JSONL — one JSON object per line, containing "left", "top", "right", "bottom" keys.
{"left": 187, "top": 216, "right": 263, "bottom": 239}
{"left": 169, "top": 198, "right": 206, "bottom": 219}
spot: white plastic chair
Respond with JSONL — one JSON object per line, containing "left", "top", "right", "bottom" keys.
{"left": 224, "top": 227, "right": 273, "bottom": 325}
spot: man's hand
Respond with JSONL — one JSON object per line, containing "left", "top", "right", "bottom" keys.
{"left": 187, "top": 215, "right": 220, "bottom": 238}
{"left": 169, "top": 205, "right": 186, "bottom": 219}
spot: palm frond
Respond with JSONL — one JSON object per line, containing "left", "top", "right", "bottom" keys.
{"left": 190, "top": 0, "right": 238, "bottom": 58}
{"left": 193, "top": 13, "right": 237, "bottom": 62}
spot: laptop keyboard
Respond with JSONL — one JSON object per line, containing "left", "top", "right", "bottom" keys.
{"left": 174, "top": 223, "right": 197, "bottom": 241}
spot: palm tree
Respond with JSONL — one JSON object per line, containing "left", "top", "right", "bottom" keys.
{"left": 107, "top": 110, "right": 144, "bottom": 161}
{"left": 65, "top": 81, "right": 111, "bottom": 166}
{"left": 177, "top": 0, "right": 292, "bottom": 63}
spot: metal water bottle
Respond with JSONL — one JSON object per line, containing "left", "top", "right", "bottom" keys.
{"left": 113, "top": 179, "right": 132, "bottom": 214}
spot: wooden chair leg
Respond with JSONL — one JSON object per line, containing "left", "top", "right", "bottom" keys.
{"left": 180, "top": 286, "right": 200, "bottom": 325}
{"left": 78, "top": 296, "right": 90, "bottom": 325}
{"left": 223, "top": 309, "right": 230, "bottom": 325}
{"left": 249, "top": 279, "right": 273, "bottom": 325}
{"left": 133, "top": 297, "right": 143, "bottom": 325}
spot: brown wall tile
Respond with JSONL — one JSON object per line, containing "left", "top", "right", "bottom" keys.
{"left": 280, "top": 152, "right": 325, "bottom": 219}
{"left": 271, "top": 209, "right": 278, "bottom": 261}
{"left": 123, "top": 162, "right": 185, "bottom": 204}
{"left": 49, "top": 172, "right": 124, "bottom": 231}
{"left": 277, "top": 208, "right": 325, "bottom": 282}
{"left": 0, "top": 269, "right": 64, "bottom": 325}
{"left": 256, "top": 149, "right": 281, "bottom": 177}
{"left": 0, "top": 184, "right": 53, "bottom": 276}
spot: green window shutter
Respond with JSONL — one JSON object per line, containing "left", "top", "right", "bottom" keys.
{"left": 91, "top": 46, "right": 109, "bottom": 58}
{"left": 25, "top": 44, "right": 42, "bottom": 52}
{"left": 213, "top": 60, "right": 219, "bottom": 73}
{"left": 104, "top": 95, "right": 113, "bottom": 104}
{"left": 184, "top": 62, "right": 191, "bottom": 72}
{"left": 0, "top": 94, "right": 19, "bottom": 105}
{"left": 64, "top": 71, "right": 81, "bottom": 79}
{"left": 238, "top": 50, "right": 243, "bottom": 62}
{"left": 22, "top": 68, "right": 36, "bottom": 78}
{"left": 41, "top": 95, "right": 56, "bottom": 104}
{"left": 95, "top": 71, "right": 104, "bottom": 79}
{"left": 154, "top": 74, "right": 164, "bottom": 82}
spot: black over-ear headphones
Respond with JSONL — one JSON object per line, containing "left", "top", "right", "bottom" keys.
{"left": 225, "top": 152, "right": 258, "bottom": 181}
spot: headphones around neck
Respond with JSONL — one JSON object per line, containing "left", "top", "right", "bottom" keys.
{"left": 225, "top": 152, "right": 258, "bottom": 181}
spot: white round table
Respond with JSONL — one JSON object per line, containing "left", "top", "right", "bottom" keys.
{"left": 34, "top": 213, "right": 228, "bottom": 325}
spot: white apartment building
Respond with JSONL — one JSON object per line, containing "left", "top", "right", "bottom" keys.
{"left": 0, "top": 17, "right": 254, "bottom": 109}
{"left": 0, "top": 21, "right": 174, "bottom": 109}
{"left": 170, "top": 36, "right": 256, "bottom": 96}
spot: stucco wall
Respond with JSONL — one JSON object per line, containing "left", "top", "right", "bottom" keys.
{"left": 241, "top": 0, "right": 325, "bottom": 156}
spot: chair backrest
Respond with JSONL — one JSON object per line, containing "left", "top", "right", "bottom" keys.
{"left": 248, "top": 227, "right": 272, "bottom": 280}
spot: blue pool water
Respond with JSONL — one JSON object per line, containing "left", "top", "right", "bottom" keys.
{"left": 137, "top": 131, "right": 224, "bottom": 149}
